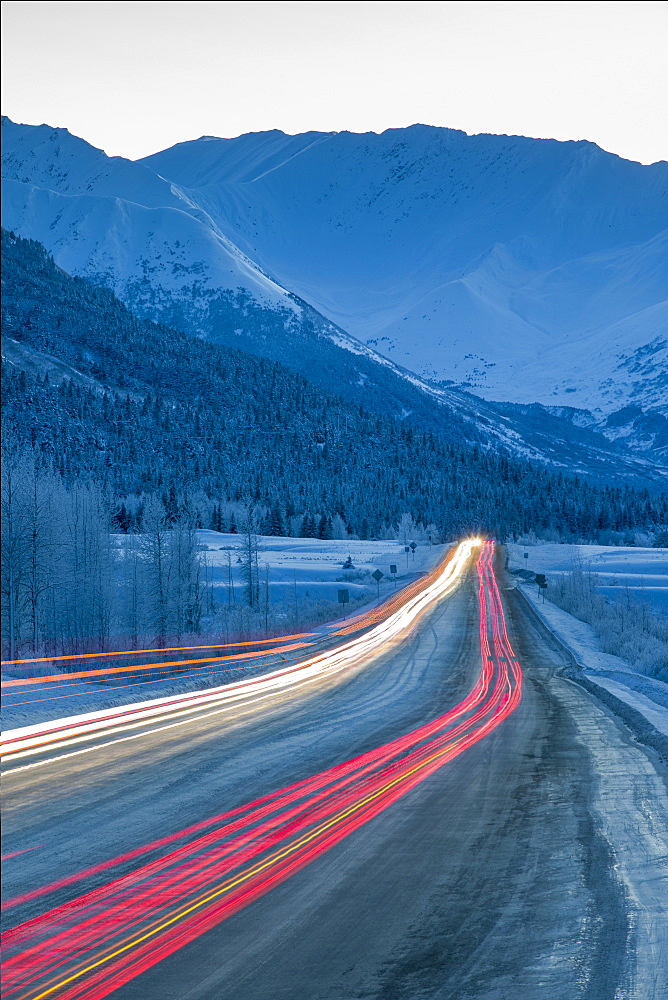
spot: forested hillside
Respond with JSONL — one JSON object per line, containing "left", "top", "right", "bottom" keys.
{"left": 3, "top": 229, "right": 666, "bottom": 542}
{"left": 3, "top": 229, "right": 668, "bottom": 658}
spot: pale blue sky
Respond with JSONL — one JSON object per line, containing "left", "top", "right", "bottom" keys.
{"left": 2, "top": 0, "right": 666, "bottom": 162}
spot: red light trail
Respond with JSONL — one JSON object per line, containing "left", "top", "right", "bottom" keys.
{"left": 2, "top": 542, "right": 522, "bottom": 1000}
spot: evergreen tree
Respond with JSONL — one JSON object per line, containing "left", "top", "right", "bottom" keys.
{"left": 267, "top": 505, "right": 285, "bottom": 536}
{"left": 317, "top": 514, "right": 333, "bottom": 540}
{"left": 163, "top": 484, "right": 179, "bottom": 525}
{"left": 300, "top": 513, "right": 317, "bottom": 538}
{"left": 112, "top": 503, "right": 132, "bottom": 533}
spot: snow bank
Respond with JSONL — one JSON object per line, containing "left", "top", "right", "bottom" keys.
{"left": 517, "top": 582, "right": 668, "bottom": 752}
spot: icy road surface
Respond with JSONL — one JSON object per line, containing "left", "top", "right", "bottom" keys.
{"left": 2, "top": 546, "right": 667, "bottom": 999}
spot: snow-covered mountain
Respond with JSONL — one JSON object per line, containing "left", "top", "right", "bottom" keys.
{"left": 3, "top": 117, "right": 667, "bottom": 423}
{"left": 140, "top": 125, "right": 668, "bottom": 415}
{"left": 3, "top": 225, "right": 666, "bottom": 492}
{"left": 1, "top": 118, "right": 294, "bottom": 319}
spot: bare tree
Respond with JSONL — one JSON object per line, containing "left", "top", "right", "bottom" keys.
{"left": 141, "top": 495, "right": 170, "bottom": 644}
{"left": 239, "top": 501, "right": 261, "bottom": 608}
{"left": 24, "top": 462, "right": 58, "bottom": 654}
{"left": 1, "top": 446, "right": 30, "bottom": 660}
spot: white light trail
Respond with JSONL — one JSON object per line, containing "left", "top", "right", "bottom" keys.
{"left": 1, "top": 540, "right": 481, "bottom": 771}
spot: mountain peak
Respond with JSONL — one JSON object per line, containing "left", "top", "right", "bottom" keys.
{"left": 3, "top": 117, "right": 666, "bottom": 419}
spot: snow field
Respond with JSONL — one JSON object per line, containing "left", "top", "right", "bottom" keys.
{"left": 508, "top": 542, "right": 668, "bottom": 614}
{"left": 509, "top": 543, "right": 668, "bottom": 739}
{"left": 198, "top": 531, "right": 447, "bottom": 603}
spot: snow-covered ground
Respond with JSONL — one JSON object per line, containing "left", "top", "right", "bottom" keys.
{"left": 508, "top": 542, "right": 668, "bottom": 614}
{"left": 198, "top": 531, "right": 446, "bottom": 604}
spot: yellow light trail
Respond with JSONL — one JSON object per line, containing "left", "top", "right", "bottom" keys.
{"left": 2, "top": 540, "right": 519, "bottom": 1000}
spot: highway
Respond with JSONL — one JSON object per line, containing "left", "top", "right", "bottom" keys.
{"left": 2, "top": 542, "right": 667, "bottom": 999}
{"left": 1, "top": 540, "right": 478, "bottom": 774}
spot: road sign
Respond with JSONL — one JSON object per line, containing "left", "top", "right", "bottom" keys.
{"left": 338, "top": 589, "right": 350, "bottom": 604}
{"left": 410, "top": 542, "right": 417, "bottom": 550}
{"left": 390, "top": 564, "right": 397, "bottom": 574}
{"left": 372, "top": 568, "right": 384, "bottom": 598}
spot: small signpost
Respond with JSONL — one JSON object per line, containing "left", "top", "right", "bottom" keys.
{"left": 338, "top": 588, "right": 350, "bottom": 619}
{"left": 372, "top": 568, "right": 384, "bottom": 598}
{"left": 410, "top": 541, "right": 417, "bottom": 563}
{"left": 404, "top": 545, "right": 410, "bottom": 569}
{"left": 390, "top": 564, "right": 397, "bottom": 588}
{"left": 535, "top": 573, "right": 548, "bottom": 602}
{"left": 524, "top": 551, "right": 529, "bottom": 564}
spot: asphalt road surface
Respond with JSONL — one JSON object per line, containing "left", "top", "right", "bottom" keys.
{"left": 3, "top": 550, "right": 667, "bottom": 999}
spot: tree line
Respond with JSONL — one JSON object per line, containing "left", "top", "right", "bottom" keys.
{"left": 1, "top": 447, "right": 382, "bottom": 660}
{"left": 1, "top": 448, "right": 207, "bottom": 659}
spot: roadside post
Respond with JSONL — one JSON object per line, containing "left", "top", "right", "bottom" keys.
{"left": 410, "top": 541, "right": 417, "bottom": 563}
{"left": 535, "top": 573, "right": 548, "bottom": 602}
{"left": 390, "top": 564, "right": 397, "bottom": 588}
{"left": 338, "top": 588, "right": 350, "bottom": 619}
{"left": 405, "top": 545, "right": 410, "bottom": 570}
{"left": 372, "top": 569, "right": 384, "bottom": 599}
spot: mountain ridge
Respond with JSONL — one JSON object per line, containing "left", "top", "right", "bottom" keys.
{"left": 3, "top": 116, "right": 666, "bottom": 444}
{"left": 140, "top": 123, "right": 668, "bottom": 414}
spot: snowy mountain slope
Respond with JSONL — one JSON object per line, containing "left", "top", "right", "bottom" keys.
{"left": 3, "top": 117, "right": 666, "bottom": 432}
{"left": 2, "top": 118, "right": 175, "bottom": 205}
{"left": 141, "top": 125, "right": 668, "bottom": 414}
{"left": 2, "top": 177, "right": 294, "bottom": 318}
{"left": 1, "top": 118, "right": 295, "bottom": 320}
{"left": 3, "top": 226, "right": 666, "bottom": 489}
